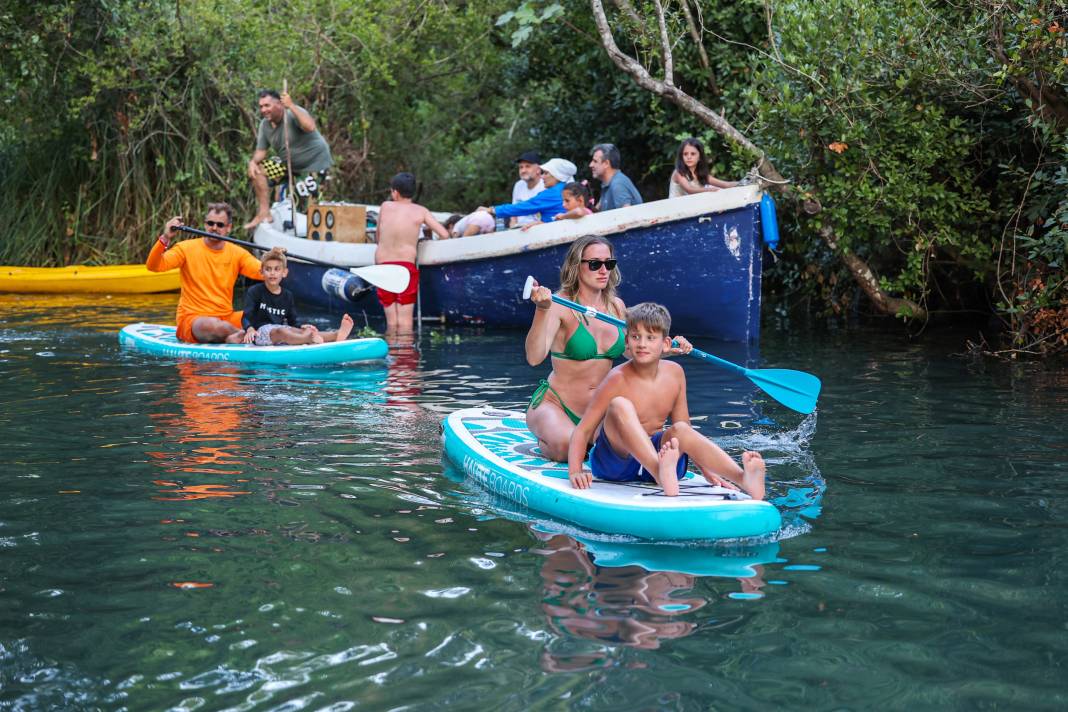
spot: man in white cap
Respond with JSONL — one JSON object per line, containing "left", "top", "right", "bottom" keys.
{"left": 479, "top": 158, "right": 577, "bottom": 224}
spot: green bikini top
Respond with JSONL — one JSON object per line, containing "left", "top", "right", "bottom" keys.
{"left": 550, "top": 310, "right": 626, "bottom": 361}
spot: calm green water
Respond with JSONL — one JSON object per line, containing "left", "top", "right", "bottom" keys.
{"left": 1, "top": 293, "right": 1066, "bottom": 710}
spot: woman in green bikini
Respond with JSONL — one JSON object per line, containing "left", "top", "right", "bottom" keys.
{"left": 525, "top": 235, "right": 690, "bottom": 461}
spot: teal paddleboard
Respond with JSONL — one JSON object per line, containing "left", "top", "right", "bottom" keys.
{"left": 442, "top": 408, "right": 782, "bottom": 541}
{"left": 119, "top": 323, "right": 388, "bottom": 366}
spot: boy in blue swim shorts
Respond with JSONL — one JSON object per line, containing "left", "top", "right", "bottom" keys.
{"left": 567, "top": 302, "right": 766, "bottom": 499}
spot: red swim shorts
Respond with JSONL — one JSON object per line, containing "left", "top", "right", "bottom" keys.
{"left": 376, "top": 261, "right": 419, "bottom": 307}
{"left": 176, "top": 311, "right": 244, "bottom": 343}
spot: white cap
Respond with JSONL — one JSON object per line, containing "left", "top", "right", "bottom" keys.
{"left": 539, "top": 158, "right": 577, "bottom": 183}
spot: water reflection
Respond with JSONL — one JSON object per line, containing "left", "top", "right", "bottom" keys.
{"left": 0, "top": 292, "right": 177, "bottom": 331}
{"left": 535, "top": 533, "right": 704, "bottom": 671}
{"left": 147, "top": 362, "right": 256, "bottom": 500}
{"left": 384, "top": 335, "right": 423, "bottom": 413}
{"left": 531, "top": 532, "right": 781, "bottom": 672}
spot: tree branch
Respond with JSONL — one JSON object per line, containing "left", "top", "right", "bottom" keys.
{"left": 680, "top": 0, "right": 716, "bottom": 95}
{"left": 652, "top": 0, "right": 673, "bottom": 86}
{"left": 590, "top": 0, "right": 780, "bottom": 180}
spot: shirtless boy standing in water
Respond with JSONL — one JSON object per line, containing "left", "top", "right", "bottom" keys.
{"left": 567, "top": 302, "right": 767, "bottom": 499}
{"left": 375, "top": 172, "right": 449, "bottom": 334}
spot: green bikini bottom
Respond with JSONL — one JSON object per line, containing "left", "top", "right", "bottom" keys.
{"left": 528, "top": 379, "right": 582, "bottom": 425}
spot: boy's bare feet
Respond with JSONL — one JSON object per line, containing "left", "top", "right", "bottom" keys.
{"left": 657, "top": 436, "right": 681, "bottom": 497}
{"left": 741, "top": 451, "right": 766, "bottom": 501}
{"left": 336, "top": 313, "right": 354, "bottom": 341}
{"left": 242, "top": 211, "right": 273, "bottom": 231}
{"left": 224, "top": 330, "right": 244, "bottom": 344}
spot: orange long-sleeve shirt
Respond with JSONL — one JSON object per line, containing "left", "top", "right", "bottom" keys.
{"left": 147, "top": 238, "right": 262, "bottom": 325}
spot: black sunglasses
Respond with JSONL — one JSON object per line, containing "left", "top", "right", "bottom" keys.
{"left": 582, "top": 258, "right": 617, "bottom": 271}
{"left": 205, "top": 220, "right": 229, "bottom": 228}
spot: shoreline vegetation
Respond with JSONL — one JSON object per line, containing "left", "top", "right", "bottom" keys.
{"left": 2, "top": 1, "right": 1065, "bottom": 355}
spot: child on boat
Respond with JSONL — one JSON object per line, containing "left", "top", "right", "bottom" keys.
{"left": 241, "top": 248, "right": 354, "bottom": 345}
{"left": 566, "top": 302, "right": 766, "bottom": 499}
{"left": 669, "top": 137, "right": 738, "bottom": 197}
{"left": 520, "top": 182, "right": 593, "bottom": 231}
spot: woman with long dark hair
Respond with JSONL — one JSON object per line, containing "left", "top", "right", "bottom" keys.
{"left": 669, "top": 137, "right": 737, "bottom": 197}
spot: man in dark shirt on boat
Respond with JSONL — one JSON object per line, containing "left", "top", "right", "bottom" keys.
{"left": 244, "top": 89, "right": 333, "bottom": 230}
{"left": 589, "top": 143, "right": 642, "bottom": 211}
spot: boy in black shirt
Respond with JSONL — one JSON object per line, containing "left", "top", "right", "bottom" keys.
{"left": 242, "top": 248, "right": 354, "bottom": 345}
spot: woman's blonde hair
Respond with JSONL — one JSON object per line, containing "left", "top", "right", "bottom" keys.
{"left": 558, "top": 236, "right": 622, "bottom": 316}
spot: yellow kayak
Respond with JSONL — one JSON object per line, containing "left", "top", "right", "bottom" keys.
{"left": 0, "top": 265, "right": 180, "bottom": 294}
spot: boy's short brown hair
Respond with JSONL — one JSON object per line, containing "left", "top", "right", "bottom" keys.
{"left": 260, "top": 246, "right": 287, "bottom": 270}
{"left": 626, "top": 302, "right": 671, "bottom": 336}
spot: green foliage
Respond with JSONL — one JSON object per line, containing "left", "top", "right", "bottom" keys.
{"left": 743, "top": 0, "right": 1004, "bottom": 316}
{"left": 351, "top": 324, "right": 380, "bottom": 339}
{"left": 429, "top": 330, "right": 462, "bottom": 344}
{"left": 0, "top": 0, "right": 527, "bottom": 264}
{"left": 497, "top": 1, "right": 563, "bottom": 47}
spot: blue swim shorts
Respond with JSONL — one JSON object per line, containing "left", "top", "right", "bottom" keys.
{"left": 589, "top": 428, "right": 689, "bottom": 483}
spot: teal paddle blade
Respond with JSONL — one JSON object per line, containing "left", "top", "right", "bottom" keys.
{"left": 745, "top": 368, "right": 822, "bottom": 415}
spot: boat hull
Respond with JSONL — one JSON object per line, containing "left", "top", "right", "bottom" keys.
{"left": 256, "top": 187, "right": 766, "bottom": 341}
{"left": 0, "top": 265, "right": 180, "bottom": 293}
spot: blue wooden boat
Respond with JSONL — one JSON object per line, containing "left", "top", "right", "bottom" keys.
{"left": 253, "top": 187, "right": 774, "bottom": 342}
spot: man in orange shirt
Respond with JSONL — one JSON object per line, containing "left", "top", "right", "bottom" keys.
{"left": 146, "top": 203, "right": 264, "bottom": 343}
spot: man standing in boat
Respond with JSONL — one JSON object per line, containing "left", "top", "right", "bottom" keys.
{"left": 589, "top": 143, "right": 642, "bottom": 212}
{"left": 244, "top": 89, "right": 333, "bottom": 230}
{"left": 147, "top": 203, "right": 263, "bottom": 343}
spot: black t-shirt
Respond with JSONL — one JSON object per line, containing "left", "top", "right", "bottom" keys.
{"left": 242, "top": 283, "right": 299, "bottom": 329}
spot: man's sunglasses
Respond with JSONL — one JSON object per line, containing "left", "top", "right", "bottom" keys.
{"left": 205, "top": 220, "right": 229, "bottom": 228}
{"left": 582, "top": 258, "right": 617, "bottom": 271}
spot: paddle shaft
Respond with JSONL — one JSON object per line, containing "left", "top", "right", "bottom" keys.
{"left": 283, "top": 78, "right": 296, "bottom": 229}
{"left": 535, "top": 283, "right": 821, "bottom": 413}
{"left": 176, "top": 225, "right": 347, "bottom": 270}
{"left": 545, "top": 292, "right": 746, "bottom": 376}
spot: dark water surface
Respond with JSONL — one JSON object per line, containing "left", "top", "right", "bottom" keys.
{"left": 1, "top": 293, "right": 1066, "bottom": 710}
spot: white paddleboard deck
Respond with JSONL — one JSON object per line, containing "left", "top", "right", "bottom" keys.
{"left": 442, "top": 408, "right": 782, "bottom": 540}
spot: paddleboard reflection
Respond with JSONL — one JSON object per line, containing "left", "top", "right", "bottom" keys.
{"left": 532, "top": 533, "right": 777, "bottom": 672}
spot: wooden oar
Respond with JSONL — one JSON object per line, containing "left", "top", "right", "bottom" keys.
{"left": 522, "top": 276, "right": 821, "bottom": 414}
{"left": 175, "top": 225, "right": 410, "bottom": 293}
